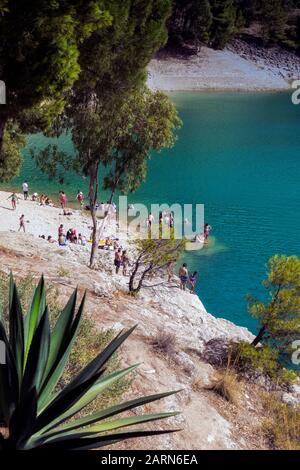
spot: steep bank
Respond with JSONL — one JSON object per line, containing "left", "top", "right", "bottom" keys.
{"left": 148, "top": 40, "right": 300, "bottom": 92}
{"left": 0, "top": 231, "right": 260, "bottom": 450}
{"left": 0, "top": 192, "right": 269, "bottom": 450}
{"left": 2, "top": 191, "right": 299, "bottom": 450}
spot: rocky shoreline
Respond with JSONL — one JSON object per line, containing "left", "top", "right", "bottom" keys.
{"left": 148, "top": 39, "right": 299, "bottom": 92}
{"left": 1, "top": 190, "right": 299, "bottom": 450}
{"left": 227, "top": 39, "right": 300, "bottom": 84}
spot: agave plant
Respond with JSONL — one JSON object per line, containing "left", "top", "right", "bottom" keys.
{"left": 0, "top": 275, "right": 179, "bottom": 450}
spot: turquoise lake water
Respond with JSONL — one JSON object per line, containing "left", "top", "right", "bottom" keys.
{"left": 2, "top": 92, "right": 300, "bottom": 333}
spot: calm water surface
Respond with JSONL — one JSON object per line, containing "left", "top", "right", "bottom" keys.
{"left": 2, "top": 92, "right": 300, "bottom": 332}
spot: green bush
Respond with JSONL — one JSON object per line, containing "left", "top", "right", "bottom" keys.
{"left": 264, "top": 394, "right": 300, "bottom": 450}
{"left": 0, "top": 273, "right": 131, "bottom": 413}
{"left": 231, "top": 342, "right": 298, "bottom": 386}
{"left": 0, "top": 274, "right": 179, "bottom": 450}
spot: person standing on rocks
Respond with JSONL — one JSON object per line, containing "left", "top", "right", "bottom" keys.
{"left": 122, "top": 250, "right": 129, "bottom": 276}
{"left": 179, "top": 263, "right": 188, "bottom": 291}
{"left": 167, "top": 261, "right": 175, "bottom": 283}
{"left": 18, "top": 214, "right": 26, "bottom": 232}
{"left": 189, "top": 271, "right": 198, "bottom": 294}
{"left": 114, "top": 248, "right": 122, "bottom": 274}
{"left": 59, "top": 191, "right": 67, "bottom": 209}
{"left": 77, "top": 190, "right": 84, "bottom": 208}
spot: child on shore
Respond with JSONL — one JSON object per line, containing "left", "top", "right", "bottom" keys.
{"left": 7, "top": 192, "right": 19, "bottom": 210}
{"left": 18, "top": 214, "right": 26, "bottom": 232}
{"left": 77, "top": 190, "right": 84, "bottom": 208}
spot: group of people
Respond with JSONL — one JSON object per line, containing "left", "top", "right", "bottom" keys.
{"left": 37, "top": 194, "right": 53, "bottom": 206}
{"left": 143, "top": 211, "right": 175, "bottom": 229}
{"left": 178, "top": 264, "right": 198, "bottom": 293}
{"left": 114, "top": 248, "right": 130, "bottom": 276}
{"left": 58, "top": 224, "right": 87, "bottom": 247}
{"left": 6, "top": 181, "right": 209, "bottom": 297}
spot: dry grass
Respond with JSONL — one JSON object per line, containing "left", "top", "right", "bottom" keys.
{"left": 150, "top": 330, "right": 177, "bottom": 357}
{"left": 192, "top": 376, "right": 205, "bottom": 392}
{"left": 263, "top": 394, "right": 300, "bottom": 450}
{"left": 57, "top": 266, "right": 70, "bottom": 278}
{"left": 206, "top": 369, "right": 241, "bottom": 406}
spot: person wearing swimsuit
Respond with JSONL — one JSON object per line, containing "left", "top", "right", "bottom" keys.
{"left": 204, "top": 223, "right": 212, "bottom": 243}
{"left": 7, "top": 192, "right": 18, "bottom": 210}
{"left": 179, "top": 263, "right": 189, "bottom": 291}
{"left": 189, "top": 271, "right": 198, "bottom": 293}
{"left": 18, "top": 214, "right": 25, "bottom": 232}
{"left": 114, "top": 248, "right": 122, "bottom": 274}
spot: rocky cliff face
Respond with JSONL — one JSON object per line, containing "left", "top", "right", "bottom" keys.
{"left": 0, "top": 231, "right": 272, "bottom": 450}
{"left": 4, "top": 231, "right": 299, "bottom": 450}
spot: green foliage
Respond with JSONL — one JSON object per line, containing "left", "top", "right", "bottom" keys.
{"left": 103, "top": 87, "right": 182, "bottom": 195}
{"left": 231, "top": 341, "right": 297, "bottom": 385}
{"left": 0, "top": 274, "right": 179, "bottom": 450}
{"left": 129, "top": 238, "right": 186, "bottom": 294}
{"left": 250, "top": 255, "right": 300, "bottom": 353}
{"left": 0, "top": 121, "right": 26, "bottom": 183}
{"left": 33, "top": 87, "right": 181, "bottom": 192}
{"left": 75, "top": 0, "right": 172, "bottom": 103}
{"left": 31, "top": 1, "right": 173, "bottom": 267}
{"left": 168, "top": 0, "right": 213, "bottom": 47}
{"left": 32, "top": 85, "right": 181, "bottom": 267}
{"left": 209, "top": 0, "right": 237, "bottom": 49}
{"left": 167, "top": 0, "right": 299, "bottom": 50}
{"left": 0, "top": 0, "right": 111, "bottom": 115}
{"left": 0, "top": 274, "right": 130, "bottom": 415}
{"left": 261, "top": 0, "right": 288, "bottom": 44}
{"left": 0, "top": 0, "right": 111, "bottom": 178}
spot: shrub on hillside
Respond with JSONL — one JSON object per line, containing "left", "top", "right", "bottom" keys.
{"left": 264, "top": 394, "right": 300, "bottom": 450}
{"left": 206, "top": 369, "right": 240, "bottom": 406}
{"left": 151, "top": 331, "right": 177, "bottom": 358}
{"left": 0, "top": 273, "right": 131, "bottom": 412}
{"left": 231, "top": 342, "right": 298, "bottom": 386}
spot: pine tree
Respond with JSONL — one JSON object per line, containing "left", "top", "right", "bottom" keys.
{"left": 261, "top": 0, "right": 288, "bottom": 44}
{"left": 167, "top": 0, "right": 212, "bottom": 47}
{"left": 209, "top": 0, "right": 237, "bottom": 49}
{"left": 250, "top": 255, "right": 300, "bottom": 352}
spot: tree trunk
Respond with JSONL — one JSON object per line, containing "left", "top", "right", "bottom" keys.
{"left": 129, "top": 262, "right": 152, "bottom": 295}
{"left": 129, "top": 261, "right": 139, "bottom": 293}
{"left": 251, "top": 325, "right": 266, "bottom": 347}
{"left": 88, "top": 161, "right": 99, "bottom": 269}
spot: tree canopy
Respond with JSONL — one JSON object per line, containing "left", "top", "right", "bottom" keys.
{"left": 0, "top": 0, "right": 172, "bottom": 182}
{"left": 250, "top": 255, "right": 300, "bottom": 353}
{"left": 0, "top": 1, "right": 111, "bottom": 138}
{"left": 32, "top": 86, "right": 181, "bottom": 267}
{"left": 167, "top": 0, "right": 300, "bottom": 51}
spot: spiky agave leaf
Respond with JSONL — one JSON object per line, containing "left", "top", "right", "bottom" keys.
{"left": 0, "top": 321, "right": 19, "bottom": 425}
{"left": 8, "top": 274, "right": 24, "bottom": 384}
{"left": 24, "top": 276, "right": 46, "bottom": 365}
{"left": 0, "top": 275, "right": 180, "bottom": 450}
{"left": 37, "top": 292, "right": 85, "bottom": 411}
